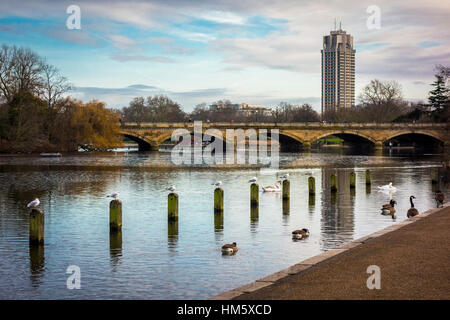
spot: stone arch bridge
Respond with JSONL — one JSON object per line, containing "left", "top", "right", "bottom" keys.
{"left": 121, "top": 122, "right": 449, "bottom": 151}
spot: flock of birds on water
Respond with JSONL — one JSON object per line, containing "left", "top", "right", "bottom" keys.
{"left": 26, "top": 174, "right": 447, "bottom": 255}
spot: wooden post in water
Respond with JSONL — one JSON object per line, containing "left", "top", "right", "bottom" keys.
{"left": 330, "top": 174, "right": 337, "bottom": 193}
{"left": 282, "top": 179, "right": 290, "bottom": 200}
{"left": 350, "top": 172, "right": 356, "bottom": 189}
{"left": 29, "top": 208, "right": 44, "bottom": 245}
{"left": 214, "top": 188, "right": 224, "bottom": 213}
{"left": 250, "top": 183, "right": 259, "bottom": 207}
{"left": 168, "top": 193, "right": 179, "bottom": 221}
{"left": 365, "top": 169, "right": 371, "bottom": 186}
{"left": 109, "top": 200, "right": 122, "bottom": 231}
{"left": 308, "top": 177, "right": 315, "bottom": 195}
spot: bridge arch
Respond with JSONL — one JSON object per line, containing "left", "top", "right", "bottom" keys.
{"left": 312, "top": 130, "right": 377, "bottom": 145}
{"left": 120, "top": 131, "right": 156, "bottom": 151}
{"left": 383, "top": 131, "right": 445, "bottom": 144}
{"left": 382, "top": 131, "right": 445, "bottom": 148}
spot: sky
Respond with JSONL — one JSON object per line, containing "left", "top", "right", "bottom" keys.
{"left": 0, "top": 0, "right": 449, "bottom": 112}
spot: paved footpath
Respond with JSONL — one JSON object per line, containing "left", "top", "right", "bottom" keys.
{"left": 212, "top": 204, "right": 450, "bottom": 300}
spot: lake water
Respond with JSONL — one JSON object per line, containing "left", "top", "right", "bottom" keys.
{"left": 0, "top": 149, "right": 448, "bottom": 299}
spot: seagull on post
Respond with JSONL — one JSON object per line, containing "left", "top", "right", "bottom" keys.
{"left": 107, "top": 192, "right": 120, "bottom": 200}
{"left": 27, "top": 198, "right": 40, "bottom": 208}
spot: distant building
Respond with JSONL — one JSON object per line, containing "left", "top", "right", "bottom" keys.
{"left": 209, "top": 102, "right": 273, "bottom": 117}
{"left": 321, "top": 24, "right": 356, "bottom": 115}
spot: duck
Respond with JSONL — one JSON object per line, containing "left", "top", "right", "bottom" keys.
{"left": 262, "top": 180, "right": 281, "bottom": 192}
{"left": 435, "top": 190, "right": 446, "bottom": 208}
{"left": 407, "top": 196, "right": 419, "bottom": 218}
{"left": 27, "top": 198, "right": 40, "bottom": 208}
{"left": 221, "top": 242, "right": 238, "bottom": 254}
{"left": 292, "top": 228, "right": 310, "bottom": 240}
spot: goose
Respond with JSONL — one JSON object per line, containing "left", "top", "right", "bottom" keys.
{"left": 279, "top": 173, "right": 289, "bottom": 180}
{"left": 262, "top": 180, "right": 281, "bottom": 192}
{"left": 221, "top": 242, "right": 238, "bottom": 254}
{"left": 407, "top": 196, "right": 419, "bottom": 218}
{"left": 166, "top": 186, "right": 176, "bottom": 192}
{"left": 248, "top": 177, "right": 257, "bottom": 183}
{"left": 435, "top": 190, "right": 446, "bottom": 208}
{"left": 381, "top": 200, "right": 396, "bottom": 218}
{"left": 292, "top": 228, "right": 310, "bottom": 240}
{"left": 212, "top": 181, "right": 223, "bottom": 187}
{"left": 27, "top": 198, "right": 40, "bottom": 208}
{"left": 107, "top": 192, "right": 120, "bottom": 200}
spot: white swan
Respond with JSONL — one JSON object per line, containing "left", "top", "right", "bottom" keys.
{"left": 262, "top": 180, "right": 281, "bottom": 192}
{"left": 27, "top": 198, "right": 40, "bottom": 208}
{"left": 377, "top": 182, "right": 397, "bottom": 191}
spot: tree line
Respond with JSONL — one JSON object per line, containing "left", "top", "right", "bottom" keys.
{"left": 0, "top": 44, "right": 121, "bottom": 152}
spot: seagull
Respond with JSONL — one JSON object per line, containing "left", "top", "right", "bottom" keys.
{"left": 107, "top": 192, "right": 120, "bottom": 200}
{"left": 212, "top": 181, "right": 223, "bottom": 187}
{"left": 166, "top": 185, "right": 176, "bottom": 192}
{"left": 27, "top": 198, "right": 40, "bottom": 208}
{"left": 248, "top": 177, "right": 257, "bottom": 183}
{"left": 279, "top": 173, "right": 289, "bottom": 180}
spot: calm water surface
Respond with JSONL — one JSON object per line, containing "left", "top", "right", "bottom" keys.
{"left": 0, "top": 149, "right": 448, "bottom": 299}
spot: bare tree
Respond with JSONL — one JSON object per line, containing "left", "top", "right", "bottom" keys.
{"left": 0, "top": 45, "right": 44, "bottom": 102}
{"left": 359, "top": 79, "right": 403, "bottom": 106}
{"left": 40, "top": 63, "right": 72, "bottom": 109}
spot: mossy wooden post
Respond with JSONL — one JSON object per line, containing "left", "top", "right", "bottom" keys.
{"left": 350, "top": 171, "right": 356, "bottom": 189}
{"left": 109, "top": 199, "right": 122, "bottom": 231}
{"left": 330, "top": 174, "right": 337, "bottom": 193}
{"left": 168, "top": 193, "right": 179, "bottom": 221}
{"left": 250, "top": 183, "right": 259, "bottom": 207}
{"left": 308, "top": 177, "right": 315, "bottom": 195}
{"left": 365, "top": 169, "right": 371, "bottom": 186}
{"left": 214, "top": 188, "right": 224, "bottom": 213}
{"left": 29, "top": 208, "right": 44, "bottom": 245}
{"left": 282, "top": 179, "right": 290, "bottom": 200}
{"left": 431, "top": 168, "right": 438, "bottom": 184}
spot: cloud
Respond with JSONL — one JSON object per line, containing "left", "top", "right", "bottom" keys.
{"left": 109, "top": 54, "right": 176, "bottom": 63}
{"left": 71, "top": 84, "right": 229, "bottom": 109}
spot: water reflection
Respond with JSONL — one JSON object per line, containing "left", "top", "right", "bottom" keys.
{"left": 250, "top": 206, "right": 258, "bottom": 232}
{"left": 109, "top": 230, "right": 123, "bottom": 270}
{"left": 29, "top": 244, "right": 45, "bottom": 287}
{"left": 168, "top": 220, "right": 179, "bottom": 249}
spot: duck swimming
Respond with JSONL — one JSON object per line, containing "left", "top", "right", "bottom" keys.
{"left": 221, "top": 242, "right": 238, "bottom": 254}
{"left": 292, "top": 228, "right": 310, "bottom": 240}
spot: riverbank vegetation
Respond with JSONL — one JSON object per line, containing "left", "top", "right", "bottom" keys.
{"left": 0, "top": 45, "right": 121, "bottom": 153}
